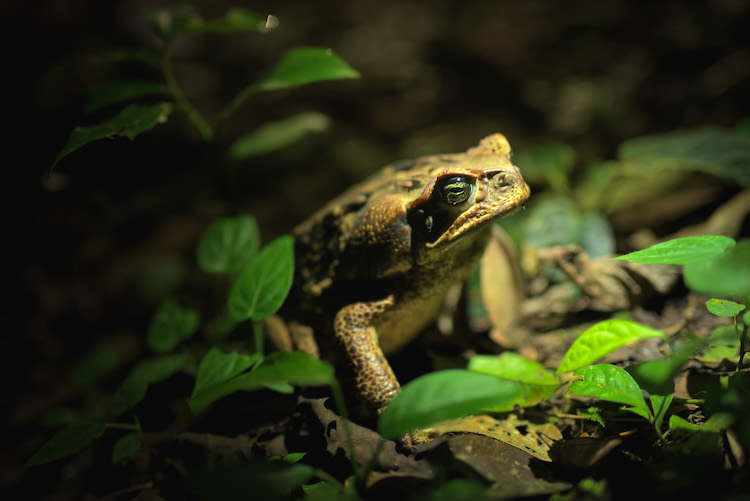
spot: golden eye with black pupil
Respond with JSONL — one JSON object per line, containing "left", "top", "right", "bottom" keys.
{"left": 439, "top": 176, "right": 474, "bottom": 206}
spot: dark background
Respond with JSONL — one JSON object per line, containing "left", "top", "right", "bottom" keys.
{"left": 2, "top": 0, "right": 750, "bottom": 497}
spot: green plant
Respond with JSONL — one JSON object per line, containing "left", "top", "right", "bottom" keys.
{"left": 52, "top": 6, "right": 358, "bottom": 171}
{"left": 379, "top": 235, "right": 749, "bottom": 457}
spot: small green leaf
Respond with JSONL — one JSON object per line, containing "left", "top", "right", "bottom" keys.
{"left": 229, "top": 112, "right": 331, "bottom": 159}
{"left": 683, "top": 240, "right": 750, "bottom": 299}
{"left": 109, "top": 354, "right": 186, "bottom": 417}
{"left": 612, "top": 235, "right": 736, "bottom": 265}
{"left": 567, "top": 364, "right": 651, "bottom": 420}
{"left": 196, "top": 214, "right": 260, "bottom": 274}
{"left": 522, "top": 197, "right": 581, "bottom": 248}
{"left": 469, "top": 352, "right": 559, "bottom": 385}
{"left": 187, "top": 351, "right": 334, "bottom": 414}
{"left": 282, "top": 452, "right": 306, "bottom": 463}
{"left": 649, "top": 392, "right": 674, "bottom": 431}
{"left": 146, "top": 299, "right": 200, "bottom": 354}
{"left": 191, "top": 347, "right": 261, "bottom": 398}
{"left": 378, "top": 369, "right": 527, "bottom": 439}
{"left": 578, "top": 211, "right": 615, "bottom": 259}
{"left": 84, "top": 80, "right": 167, "bottom": 113}
{"left": 71, "top": 347, "right": 120, "bottom": 386}
{"left": 557, "top": 319, "right": 666, "bottom": 374}
{"left": 147, "top": 6, "right": 271, "bottom": 39}
{"left": 256, "top": 47, "right": 359, "bottom": 91}
{"left": 228, "top": 235, "right": 294, "bottom": 322}
{"left": 706, "top": 298, "right": 746, "bottom": 317}
{"left": 25, "top": 414, "right": 106, "bottom": 467}
{"left": 53, "top": 103, "right": 172, "bottom": 169}
{"left": 112, "top": 432, "right": 141, "bottom": 465}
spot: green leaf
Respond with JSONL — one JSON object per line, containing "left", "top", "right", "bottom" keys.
{"left": 512, "top": 142, "right": 576, "bottom": 193}
{"left": 84, "top": 80, "right": 167, "bottom": 113}
{"left": 578, "top": 211, "right": 615, "bottom": 258}
{"left": 25, "top": 414, "right": 106, "bottom": 467}
{"left": 187, "top": 351, "right": 334, "bottom": 414}
{"left": 196, "top": 214, "right": 260, "bottom": 274}
{"left": 612, "top": 235, "right": 736, "bottom": 265}
{"left": 109, "top": 354, "right": 186, "bottom": 417}
{"left": 617, "top": 126, "right": 750, "bottom": 188}
{"left": 228, "top": 235, "right": 294, "bottom": 322}
{"left": 469, "top": 352, "right": 559, "bottom": 385}
{"left": 191, "top": 347, "right": 261, "bottom": 398}
{"left": 147, "top": 6, "right": 271, "bottom": 39}
{"left": 71, "top": 347, "right": 120, "bottom": 386}
{"left": 112, "top": 432, "right": 141, "bottom": 465}
{"left": 229, "top": 112, "right": 331, "bottom": 159}
{"left": 669, "top": 412, "right": 735, "bottom": 436}
{"left": 146, "top": 299, "right": 200, "bottom": 354}
{"left": 378, "top": 369, "right": 528, "bottom": 439}
{"left": 567, "top": 364, "right": 651, "bottom": 420}
{"left": 522, "top": 197, "right": 581, "bottom": 248}
{"left": 256, "top": 47, "right": 360, "bottom": 91}
{"left": 557, "top": 319, "right": 666, "bottom": 374}
{"left": 706, "top": 298, "right": 746, "bottom": 317}
{"left": 649, "top": 392, "right": 674, "bottom": 431}
{"left": 684, "top": 240, "right": 750, "bottom": 299}
{"left": 53, "top": 103, "right": 172, "bottom": 169}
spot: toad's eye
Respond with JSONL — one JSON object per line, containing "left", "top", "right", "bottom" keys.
{"left": 439, "top": 176, "right": 475, "bottom": 206}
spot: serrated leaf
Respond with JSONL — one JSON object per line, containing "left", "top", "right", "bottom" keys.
{"left": 112, "top": 432, "right": 141, "bottom": 465}
{"left": 256, "top": 47, "right": 359, "bottom": 91}
{"left": 617, "top": 126, "right": 750, "bottom": 188}
{"left": 706, "top": 298, "right": 746, "bottom": 317}
{"left": 196, "top": 214, "right": 260, "bottom": 274}
{"left": 228, "top": 235, "right": 294, "bottom": 322}
{"left": 229, "top": 112, "right": 331, "bottom": 159}
{"left": 557, "top": 319, "right": 666, "bottom": 374}
{"left": 567, "top": 364, "right": 651, "bottom": 420}
{"left": 146, "top": 299, "right": 200, "bottom": 354}
{"left": 53, "top": 103, "right": 172, "bottom": 169}
{"left": 109, "top": 354, "right": 186, "bottom": 417}
{"left": 187, "top": 351, "right": 334, "bottom": 414}
{"left": 84, "top": 80, "right": 167, "bottom": 113}
{"left": 378, "top": 369, "right": 528, "bottom": 439}
{"left": 684, "top": 241, "right": 750, "bottom": 298}
{"left": 191, "top": 347, "right": 261, "bottom": 398}
{"left": 612, "top": 235, "right": 736, "bottom": 265}
{"left": 25, "top": 414, "right": 106, "bottom": 467}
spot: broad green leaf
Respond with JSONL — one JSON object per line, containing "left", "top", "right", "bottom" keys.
{"left": 669, "top": 412, "right": 735, "bottom": 435}
{"left": 684, "top": 241, "right": 750, "bottom": 298}
{"left": 148, "top": 6, "right": 271, "bottom": 39}
{"left": 109, "top": 354, "right": 186, "bottom": 416}
{"left": 112, "top": 432, "right": 141, "bottom": 465}
{"left": 256, "top": 47, "right": 360, "bottom": 91}
{"left": 568, "top": 364, "right": 651, "bottom": 420}
{"left": 84, "top": 80, "right": 167, "bottom": 113}
{"left": 578, "top": 211, "right": 615, "bottom": 258}
{"left": 53, "top": 103, "right": 172, "bottom": 169}
{"left": 612, "top": 235, "right": 736, "bottom": 265}
{"left": 146, "top": 299, "right": 200, "bottom": 354}
{"left": 706, "top": 298, "right": 746, "bottom": 317}
{"left": 25, "top": 414, "right": 106, "bottom": 467}
{"left": 522, "top": 197, "right": 581, "bottom": 248}
{"left": 191, "top": 347, "right": 261, "bottom": 398}
{"left": 229, "top": 112, "right": 331, "bottom": 159}
{"left": 469, "top": 352, "right": 559, "bottom": 386}
{"left": 71, "top": 347, "right": 120, "bottom": 386}
{"left": 512, "top": 142, "right": 576, "bottom": 193}
{"left": 649, "top": 392, "right": 674, "bottom": 431}
{"left": 228, "top": 235, "right": 294, "bottom": 322}
{"left": 378, "top": 369, "right": 527, "bottom": 439}
{"left": 187, "top": 351, "right": 334, "bottom": 414}
{"left": 617, "top": 126, "right": 750, "bottom": 188}
{"left": 557, "top": 319, "right": 666, "bottom": 374}
{"left": 196, "top": 214, "right": 260, "bottom": 274}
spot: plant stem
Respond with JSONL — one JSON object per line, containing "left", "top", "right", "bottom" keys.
{"left": 737, "top": 319, "right": 748, "bottom": 373}
{"left": 213, "top": 83, "right": 260, "bottom": 135}
{"left": 161, "top": 43, "right": 214, "bottom": 142}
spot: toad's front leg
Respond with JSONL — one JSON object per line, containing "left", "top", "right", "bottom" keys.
{"left": 334, "top": 296, "right": 400, "bottom": 411}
